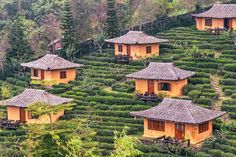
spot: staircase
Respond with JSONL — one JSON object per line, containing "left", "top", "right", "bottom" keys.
{"left": 210, "top": 75, "right": 230, "bottom": 122}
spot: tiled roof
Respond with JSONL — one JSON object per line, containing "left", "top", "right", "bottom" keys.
{"left": 21, "top": 54, "right": 83, "bottom": 70}
{"left": 3, "top": 89, "right": 73, "bottom": 108}
{"left": 192, "top": 4, "right": 236, "bottom": 18}
{"left": 105, "top": 31, "right": 169, "bottom": 44}
{"left": 126, "top": 62, "right": 195, "bottom": 80}
{"left": 130, "top": 98, "right": 226, "bottom": 124}
{"left": 47, "top": 39, "right": 61, "bottom": 47}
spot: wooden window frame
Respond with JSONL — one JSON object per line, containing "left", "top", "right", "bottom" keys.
{"left": 158, "top": 82, "right": 171, "bottom": 91}
{"left": 28, "top": 111, "right": 39, "bottom": 119}
{"left": 199, "top": 122, "right": 209, "bottom": 134}
{"left": 205, "top": 18, "right": 212, "bottom": 27}
{"left": 60, "top": 71, "right": 67, "bottom": 79}
{"left": 148, "top": 119, "right": 165, "bottom": 131}
{"left": 146, "top": 46, "right": 152, "bottom": 54}
{"left": 33, "top": 69, "right": 38, "bottom": 77}
{"left": 28, "top": 111, "right": 32, "bottom": 119}
{"left": 118, "top": 44, "right": 123, "bottom": 53}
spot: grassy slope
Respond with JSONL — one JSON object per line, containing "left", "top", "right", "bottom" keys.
{"left": 0, "top": 26, "right": 236, "bottom": 156}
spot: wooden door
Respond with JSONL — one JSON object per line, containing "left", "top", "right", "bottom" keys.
{"left": 175, "top": 123, "right": 185, "bottom": 140}
{"left": 229, "top": 19, "right": 233, "bottom": 29}
{"left": 127, "top": 45, "right": 131, "bottom": 56}
{"left": 41, "top": 70, "right": 45, "bottom": 80}
{"left": 147, "top": 80, "right": 154, "bottom": 94}
{"left": 224, "top": 19, "right": 229, "bottom": 29}
{"left": 19, "top": 107, "right": 26, "bottom": 123}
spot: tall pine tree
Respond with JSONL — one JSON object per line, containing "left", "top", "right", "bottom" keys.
{"left": 61, "top": 0, "right": 76, "bottom": 58}
{"left": 7, "top": 14, "right": 33, "bottom": 67}
{"left": 106, "top": 0, "right": 119, "bottom": 38}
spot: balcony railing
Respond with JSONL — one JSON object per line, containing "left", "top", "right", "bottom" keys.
{"left": 140, "top": 135, "right": 190, "bottom": 148}
{"left": 136, "top": 92, "right": 160, "bottom": 102}
{"left": 206, "top": 27, "right": 227, "bottom": 35}
{"left": 115, "top": 55, "right": 132, "bottom": 63}
{"left": 0, "top": 120, "right": 21, "bottom": 130}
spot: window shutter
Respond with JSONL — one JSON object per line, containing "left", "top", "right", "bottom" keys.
{"left": 158, "top": 83, "right": 162, "bottom": 90}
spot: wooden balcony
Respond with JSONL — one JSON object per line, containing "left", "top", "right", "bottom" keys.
{"left": 206, "top": 27, "right": 227, "bottom": 35}
{"left": 140, "top": 136, "right": 190, "bottom": 147}
{"left": 115, "top": 55, "right": 132, "bottom": 63}
{"left": 0, "top": 120, "right": 21, "bottom": 130}
{"left": 136, "top": 92, "right": 160, "bottom": 102}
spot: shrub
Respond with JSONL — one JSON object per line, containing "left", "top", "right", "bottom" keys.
{"left": 220, "top": 79, "right": 236, "bottom": 86}
{"left": 188, "top": 90, "right": 201, "bottom": 100}
{"left": 195, "top": 97, "right": 211, "bottom": 105}
{"left": 49, "top": 88, "right": 68, "bottom": 94}
{"left": 221, "top": 50, "right": 236, "bottom": 54}
{"left": 194, "top": 152, "right": 211, "bottom": 157}
{"left": 224, "top": 64, "right": 236, "bottom": 72}
{"left": 224, "top": 89, "right": 233, "bottom": 96}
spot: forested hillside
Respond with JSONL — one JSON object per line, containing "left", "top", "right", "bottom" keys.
{"left": 0, "top": 0, "right": 230, "bottom": 72}
{"left": 0, "top": 0, "right": 236, "bottom": 157}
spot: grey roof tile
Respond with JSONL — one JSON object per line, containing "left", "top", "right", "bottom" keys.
{"left": 105, "top": 31, "right": 168, "bottom": 44}
{"left": 3, "top": 88, "right": 73, "bottom": 107}
{"left": 130, "top": 98, "right": 226, "bottom": 124}
{"left": 126, "top": 62, "right": 195, "bottom": 80}
{"left": 192, "top": 4, "right": 236, "bottom": 18}
{"left": 21, "top": 54, "right": 83, "bottom": 70}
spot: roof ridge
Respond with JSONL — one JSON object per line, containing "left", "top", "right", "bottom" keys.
{"left": 185, "top": 103, "right": 197, "bottom": 123}
{"left": 167, "top": 63, "right": 179, "bottom": 80}
{"left": 136, "top": 32, "right": 144, "bottom": 44}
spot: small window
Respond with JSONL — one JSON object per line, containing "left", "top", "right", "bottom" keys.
{"left": 148, "top": 119, "right": 165, "bottom": 131}
{"left": 28, "top": 111, "right": 39, "bottom": 119}
{"left": 158, "top": 83, "right": 171, "bottom": 91}
{"left": 60, "top": 71, "right": 67, "bottom": 79}
{"left": 205, "top": 18, "right": 212, "bottom": 27}
{"left": 33, "top": 69, "right": 38, "bottom": 77}
{"left": 199, "top": 122, "right": 209, "bottom": 133}
{"left": 146, "top": 46, "right": 152, "bottom": 54}
{"left": 118, "top": 44, "right": 123, "bottom": 52}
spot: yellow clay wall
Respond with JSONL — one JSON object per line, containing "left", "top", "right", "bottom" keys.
{"left": 7, "top": 106, "right": 64, "bottom": 124}
{"left": 114, "top": 43, "right": 160, "bottom": 60}
{"left": 143, "top": 118, "right": 213, "bottom": 144}
{"left": 30, "top": 68, "right": 77, "bottom": 84}
{"left": 232, "top": 19, "right": 236, "bottom": 29}
{"left": 135, "top": 79, "right": 188, "bottom": 97}
{"left": 7, "top": 106, "right": 20, "bottom": 121}
{"left": 25, "top": 110, "right": 64, "bottom": 124}
{"left": 195, "top": 17, "right": 236, "bottom": 30}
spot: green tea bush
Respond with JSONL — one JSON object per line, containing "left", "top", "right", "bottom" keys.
{"left": 220, "top": 79, "right": 236, "bottom": 86}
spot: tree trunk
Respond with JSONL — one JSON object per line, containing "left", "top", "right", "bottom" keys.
{"left": 49, "top": 114, "right": 53, "bottom": 130}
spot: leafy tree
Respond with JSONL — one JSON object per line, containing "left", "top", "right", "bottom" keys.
{"left": 31, "top": 79, "right": 56, "bottom": 87}
{"left": 106, "top": 0, "right": 119, "bottom": 38}
{"left": 61, "top": 0, "right": 76, "bottom": 58}
{"left": 65, "top": 43, "right": 78, "bottom": 61}
{"left": 93, "top": 32, "right": 108, "bottom": 53}
{"left": 20, "top": 119, "right": 99, "bottom": 157}
{"left": 1, "top": 82, "right": 11, "bottom": 99}
{"left": 7, "top": 14, "right": 33, "bottom": 69}
{"left": 111, "top": 126, "right": 142, "bottom": 157}
{"left": 52, "top": 132, "right": 99, "bottom": 157}
{"left": 188, "top": 45, "right": 214, "bottom": 60}
{"left": 26, "top": 101, "right": 73, "bottom": 128}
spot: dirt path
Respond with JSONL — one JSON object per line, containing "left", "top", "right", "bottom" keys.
{"left": 210, "top": 75, "right": 230, "bottom": 122}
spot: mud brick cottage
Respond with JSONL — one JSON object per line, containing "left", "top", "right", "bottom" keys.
{"left": 47, "top": 39, "right": 62, "bottom": 53}
{"left": 126, "top": 62, "right": 195, "bottom": 97}
{"left": 192, "top": 4, "right": 236, "bottom": 30}
{"left": 131, "top": 98, "right": 226, "bottom": 145}
{"left": 105, "top": 31, "right": 168, "bottom": 61}
{"left": 4, "top": 89, "right": 73, "bottom": 124}
{"left": 21, "top": 54, "right": 83, "bottom": 85}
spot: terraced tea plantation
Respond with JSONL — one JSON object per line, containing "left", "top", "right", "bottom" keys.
{"left": 1, "top": 27, "right": 236, "bottom": 156}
